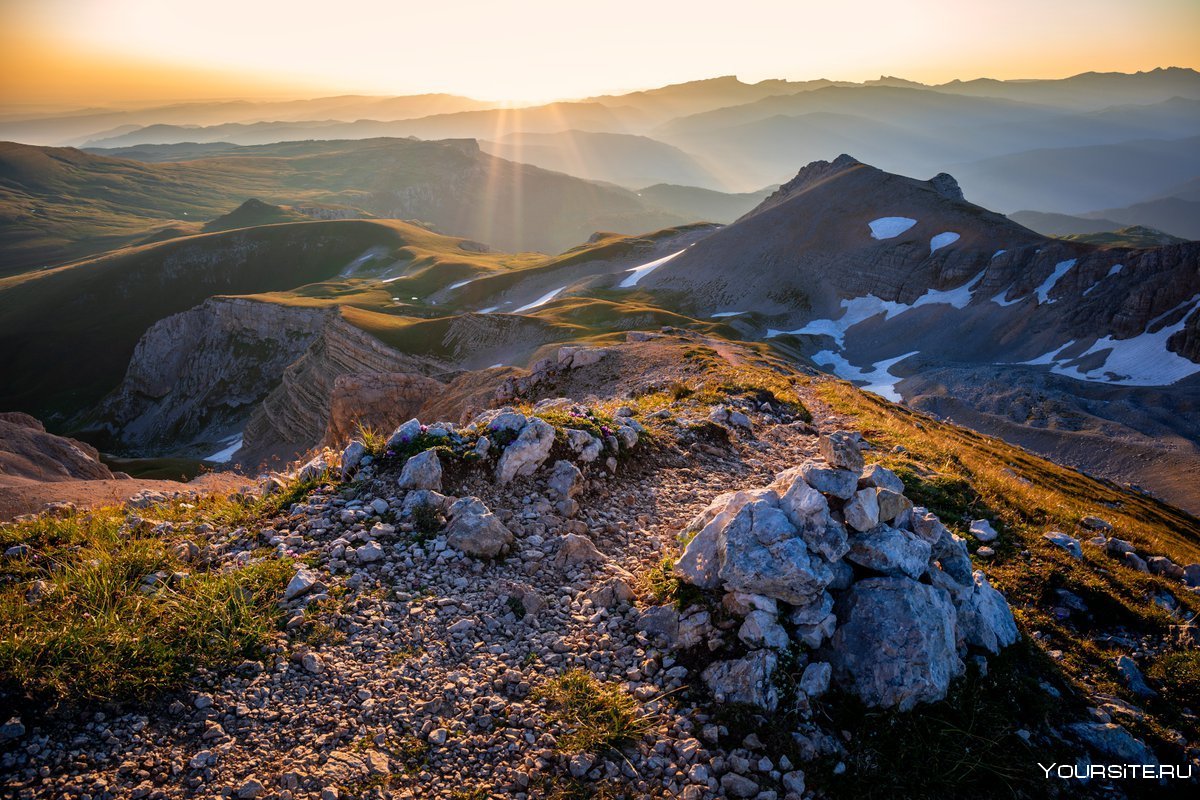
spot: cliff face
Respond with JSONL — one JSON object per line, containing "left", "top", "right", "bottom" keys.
{"left": 96, "top": 298, "right": 331, "bottom": 457}
{"left": 238, "top": 316, "right": 449, "bottom": 468}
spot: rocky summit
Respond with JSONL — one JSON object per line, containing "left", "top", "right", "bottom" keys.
{"left": 2, "top": 332, "right": 1198, "bottom": 799}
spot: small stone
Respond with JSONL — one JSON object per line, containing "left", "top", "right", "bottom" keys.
{"left": 428, "top": 728, "right": 449, "bottom": 745}
{"left": 1043, "top": 531, "right": 1082, "bottom": 559}
{"left": 969, "top": 519, "right": 998, "bottom": 543}
{"left": 237, "top": 777, "right": 264, "bottom": 799}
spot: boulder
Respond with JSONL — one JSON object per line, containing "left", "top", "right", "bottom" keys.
{"left": 969, "top": 519, "right": 998, "bottom": 543}
{"left": 930, "top": 526, "right": 974, "bottom": 585}
{"left": 875, "top": 489, "right": 913, "bottom": 523}
{"left": 1065, "top": 723, "right": 1158, "bottom": 766}
{"left": 1115, "top": 655, "right": 1156, "bottom": 698}
{"left": 675, "top": 488, "right": 778, "bottom": 589}
{"left": 547, "top": 460, "right": 583, "bottom": 500}
{"left": 843, "top": 488, "right": 880, "bottom": 532}
{"left": 473, "top": 409, "right": 527, "bottom": 434}
{"left": 385, "top": 418, "right": 423, "bottom": 450}
{"left": 555, "top": 533, "right": 605, "bottom": 567}
{"left": 772, "top": 471, "right": 848, "bottom": 562}
{"left": 738, "top": 610, "right": 789, "bottom": 650}
{"left": 798, "top": 662, "right": 832, "bottom": 698}
{"left": 797, "top": 460, "right": 859, "bottom": 500}
{"left": 636, "top": 604, "right": 680, "bottom": 646}
{"left": 826, "top": 577, "right": 963, "bottom": 711}
{"left": 846, "top": 526, "right": 932, "bottom": 580}
{"left": 701, "top": 651, "right": 779, "bottom": 710}
{"left": 955, "top": 571, "right": 1020, "bottom": 654}
{"left": 1146, "top": 556, "right": 1184, "bottom": 580}
{"left": 566, "top": 428, "right": 603, "bottom": 462}
{"left": 717, "top": 500, "right": 833, "bottom": 605}
{"left": 497, "top": 418, "right": 555, "bottom": 483}
{"left": 1080, "top": 516, "right": 1113, "bottom": 532}
{"left": 818, "top": 431, "right": 864, "bottom": 474}
{"left": 1185, "top": 564, "right": 1200, "bottom": 588}
{"left": 339, "top": 440, "right": 368, "bottom": 479}
{"left": 1043, "top": 531, "right": 1083, "bottom": 559}
{"left": 397, "top": 449, "right": 442, "bottom": 491}
{"left": 444, "top": 497, "right": 513, "bottom": 558}
{"left": 616, "top": 425, "right": 639, "bottom": 451}
{"left": 859, "top": 464, "right": 905, "bottom": 494}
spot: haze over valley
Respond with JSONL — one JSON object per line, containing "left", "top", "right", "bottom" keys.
{"left": 2, "top": 1, "right": 1199, "bottom": 798}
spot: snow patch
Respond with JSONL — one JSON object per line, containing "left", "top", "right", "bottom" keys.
{"left": 929, "top": 232, "right": 960, "bottom": 254}
{"left": 447, "top": 278, "right": 475, "bottom": 290}
{"left": 619, "top": 249, "right": 685, "bottom": 288}
{"left": 911, "top": 271, "right": 984, "bottom": 310}
{"left": 868, "top": 217, "right": 917, "bottom": 240}
{"left": 711, "top": 311, "right": 746, "bottom": 318}
{"left": 991, "top": 249, "right": 1006, "bottom": 259}
{"left": 204, "top": 435, "right": 243, "bottom": 464}
{"left": 1034, "top": 259, "right": 1077, "bottom": 304}
{"left": 813, "top": 351, "right": 919, "bottom": 402}
{"left": 990, "top": 287, "right": 1023, "bottom": 307}
{"left": 340, "top": 246, "right": 388, "bottom": 277}
{"left": 513, "top": 287, "right": 564, "bottom": 313}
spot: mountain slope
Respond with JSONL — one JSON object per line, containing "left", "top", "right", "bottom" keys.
{"left": 0, "top": 138, "right": 694, "bottom": 273}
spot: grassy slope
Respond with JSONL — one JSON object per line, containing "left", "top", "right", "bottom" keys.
{"left": 807, "top": 378, "right": 1199, "bottom": 797}
{"left": 0, "top": 218, "right": 506, "bottom": 419}
{"left": 0, "top": 138, "right": 689, "bottom": 275}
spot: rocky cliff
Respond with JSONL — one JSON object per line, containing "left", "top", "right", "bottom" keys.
{"left": 96, "top": 298, "right": 332, "bottom": 457}
{"left": 238, "top": 316, "right": 450, "bottom": 468}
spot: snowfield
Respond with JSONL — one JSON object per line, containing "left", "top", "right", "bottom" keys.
{"left": 868, "top": 217, "right": 917, "bottom": 240}
{"left": 813, "top": 350, "right": 919, "bottom": 402}
{"left": 513, "top": 287, "right": 565, "bottom": 313}
{"left": 929, "top": 232, "right": 960, "bottom": 254}
{"left": 619, "top": 250, "right": 685, "bottom": 288}
{"left": 204, "top": 435, "right": 243, "bottom": 463}
{"left": 1034, "top": 259, "right": 1077, "bottom": 304}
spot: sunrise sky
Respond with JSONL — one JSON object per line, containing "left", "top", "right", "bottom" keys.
{"left": 2, "top": 0, "right": 1198, "bottom": 108}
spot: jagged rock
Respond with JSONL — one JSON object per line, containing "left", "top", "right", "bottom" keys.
{"left": 1147, "top": 556, "right": 1184, "bottom": 580}
{"left": 738, "top": 609, "right": 789, "bottom": 650}
{"left": 444, "top": 497, "right": 513, "bottom": 558}
{"left": 930, "top": 525, "right": 974, "bottom": 584}
{"left": 875, "top": 489, "right": 912, "bottom": 524}
{"left": 859, "top": 464, "right": 905, "bottom": 494}
{"left": 1043, "top": 531, "right": 1082, "bottom": 559}
{"left": 969, "top": 519, "right": 998, "bottom": 543}
{"left": 1185, "top": 564, "right": 1200, "bottom": 587}
{"left": 474, "top": 409, "right": 527, "bottom": 434}
{"left": 1124, "top": 552, "right": 1149, "bottom": 573}
{"left": 702, "top": 651, "right": 779, "bottom": 710}
{"left": 818, "top": 431, "right": 863, "bottom": 474}
{"left": 847, "top": 526, "right": 931, "bottom": 580}
{"left": 930, "top": 172, "right": 965, "bottom": 202}
{"left": 794, "top": 612, "right": 837, "bottom": 649}
{"left": 772, "top": 470, "right": 848, "bottom": 562}
{"left": 566, "top": 428, "right": 603, "bottom": 462}
{"left": 354, "top": 541, "right": 384, "bottom": 563}
{"left": 557, "top": 346, "right": 605, "bottom": 369}
{"left": 677, "top": 608, "right": 713, "bottom": 649}
{"left": 1115, "top": 655, "right": 1157, "bottom": 698}
{"left": 637, "top": 605, "right": 679, "bottom": 646}
{"left": 827, "top": 577, "right": 962, "bottom": 711}
{"left": 284, "top": 568, "right": 320, "bottom": 601}
{"left": 1106, "top": 538, "right": 1136, "bottom": 557}
{"left": 497, "top": 418, "right": 555, "bottom": 483}
{"left": 799, "top": 662, "right": 832, "bottom": 697}
{"left": 338, "top": 440, "right": 368, "bottom": 479}
{"left": 615, "top": 424, "right": 639, "bottom": 450}
{"left": 797, "top": 460, "right": 858, "bottom": 500}
{"left": 555, "top": 533, "right": 605, "bottom": 566}
{"left": 584, "top": 576, "right": 634, "bottom": 609}
{"left": 956, "top": 571, "right": 1020, "bottom": 654}
{"left": 547, "top": 460, "right": 583, "bottom": 500}
{"left": 296, "top": 454, "right": 332, "bottom": 483}
{"left": 675, "top": 488, "right": 778, "bottom": 589}
{"left": 1066, "top": 722, "right": 1158, "bottom": 765}
{"left": 722, "top": 591, "right": 779, "bottom": 617}
{"left": 717, "top": 500, "right": 832, "bottom": 605}
{"left": 782, "top": 770, "right": 807, "bottom": 796}
{"left": 397, "top": 449, "right": 442, "bottom": 491}
{"left": 843, "top": 488, "right": 880, "bottom": 532}
{"left": 386, "top": 418, "right": 423, "bottom": 450}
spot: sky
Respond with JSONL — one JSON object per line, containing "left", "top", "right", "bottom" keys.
{"left": 2, "top": 0, "right": 1198, "bottom": 107}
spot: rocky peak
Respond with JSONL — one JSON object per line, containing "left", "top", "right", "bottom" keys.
{"left": 739, "top": 154, "right": 864, "bottom": 221}
{"left": 929, "top": 172, "right": 965, "bottom": 202}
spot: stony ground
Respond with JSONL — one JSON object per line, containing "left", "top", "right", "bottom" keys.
{"left": 2, "top": 333, "right": 1196, "bottom": 799}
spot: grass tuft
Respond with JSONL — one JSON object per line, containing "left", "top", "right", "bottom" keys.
{"left": 535, "top": 669, "right": 651, "bottom": 754}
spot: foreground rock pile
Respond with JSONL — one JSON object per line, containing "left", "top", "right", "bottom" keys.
{"left": 661, "top": 431, "right": 1019, "bottom": 713}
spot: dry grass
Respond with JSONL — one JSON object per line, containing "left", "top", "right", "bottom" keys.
{"left": 535, "top": 669, "right": 652, "bottom": 755}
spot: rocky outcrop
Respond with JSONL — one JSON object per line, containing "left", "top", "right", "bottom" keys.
{"left": 676, "top": 431, "right": 1020, "bottom": 712}
{"left": 322, "top": 373, "right": 447, "bottom": 448}
{"left": 98, "top": 298, "right": 329, "bottom": 457}
{"left": 239, "top": 316, "right": 447, "bottom": 467}
{"left": 0, "top": 412, "right": 113, "bottom": 484}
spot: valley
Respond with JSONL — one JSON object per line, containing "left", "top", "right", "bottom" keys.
{"left": 2, "top": 55, "right": 1199, "bottom": 800}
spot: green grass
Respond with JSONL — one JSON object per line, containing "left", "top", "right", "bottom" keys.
{"left": 0, "top": 507, "right": 291, "bottom": 704}
{"left": 535, "top": 669, "right": 651, "bottom": 754}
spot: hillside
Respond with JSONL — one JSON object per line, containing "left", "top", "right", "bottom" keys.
{"left": 0, "top": 138, "right": 695, "bottom": 274}
{"left": 2, "top": 333, "right": 1198, "bottom": 799}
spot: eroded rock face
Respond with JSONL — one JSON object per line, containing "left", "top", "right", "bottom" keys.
{"left": 0, "top": 412, "right": 113, "bottom": 484}
{"left": 323, "top": 373, "right": 447, "bottom": 449}
{"left": 496, "top": 418, "right": 555, "bottom": 484}
{"left": 827, "top": 577, "right": 963, "bottom": 711}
